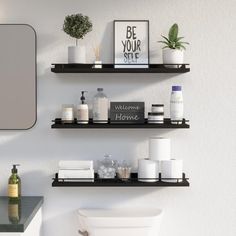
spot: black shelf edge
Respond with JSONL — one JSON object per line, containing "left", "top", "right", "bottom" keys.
{"left": 51, "top": 63, "right": 190, "bottom": 74}
{"left": 51, "top": 118, "right": 190, "bottom": 129}
{"left": 52, "top": 173, "right": 189, "bottom": 187}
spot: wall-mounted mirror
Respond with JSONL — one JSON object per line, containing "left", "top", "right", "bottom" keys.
{"left": 0, "top": 24, "right": 36, "bottom": 130}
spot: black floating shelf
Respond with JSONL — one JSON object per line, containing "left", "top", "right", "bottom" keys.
{"left": 51, "top": 63, "right": 190, "bottom": 74}
{"left": 51, "top": 118, "right": 190, "bottom": 129}
{"left": 52, "top": 173, "right": 189, "bottom": 187}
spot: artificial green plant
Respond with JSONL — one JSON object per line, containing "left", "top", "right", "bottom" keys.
{"left": 158, "top": 23, "right": 189, "bottom": 50}
{"left": 63, "top": 13, "right": 93, "bottom": 46}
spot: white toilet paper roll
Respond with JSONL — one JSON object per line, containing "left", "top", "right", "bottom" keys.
{"left": 138, "top": 159, "right": 158, "bottom": 182}
{"left": 161, "top": 159, "right": 183, "bottom": 182}
{"left": 149, "top": 137, "right": 171, "bottom": 161}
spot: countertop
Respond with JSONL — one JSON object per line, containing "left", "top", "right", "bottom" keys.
{"left": 0, "top": 196, "right": 43, "bottom": 232}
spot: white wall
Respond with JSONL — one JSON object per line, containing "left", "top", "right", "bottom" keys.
{"left": 0, "top": 0, "right": 236, "bottom": 235}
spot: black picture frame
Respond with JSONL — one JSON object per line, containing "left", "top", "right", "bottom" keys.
{"left": 113, "top": 20, "right": 150, "bottom": 68}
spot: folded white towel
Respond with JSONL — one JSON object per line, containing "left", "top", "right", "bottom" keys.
{"left": 59, "top": 160, "right": 93, "bottom": 170}
{"left": 58, "top": 169, "right": 94, "bottom": 181}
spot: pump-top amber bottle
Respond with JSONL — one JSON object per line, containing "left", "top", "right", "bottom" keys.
{"left": 8, "top": 165, "right": 21, "bottom": 200}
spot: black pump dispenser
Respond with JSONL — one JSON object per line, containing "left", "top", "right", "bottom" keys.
{"left": 12, "top": 164, "right": 20, "bottom": 174}
{"left": 80, "top": 91, "right": 87, "bottom": 104}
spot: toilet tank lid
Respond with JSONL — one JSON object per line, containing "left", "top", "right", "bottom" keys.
{"left": 78, "top": 208, "right": 163, "bottom": 228}
{"left": 78, "top": 208, "right": 162, "bottom": 218}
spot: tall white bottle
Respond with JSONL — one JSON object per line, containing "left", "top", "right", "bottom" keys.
{"left": 93, "top": 88, "right": 109, "bottom": 123}
{"left": 170, "top": 86, "right": 184, "bottom": 124}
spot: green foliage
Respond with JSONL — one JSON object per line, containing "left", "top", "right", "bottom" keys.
{"left": 63, "top": 14, "right": 92, "bottom": 42}
{"left": 158, "top": 23, "right": 189, "bottom": 50}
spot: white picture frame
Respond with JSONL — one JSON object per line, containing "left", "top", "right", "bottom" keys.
{"left": 114, "top": 20, "right": 149, "bottom": 68}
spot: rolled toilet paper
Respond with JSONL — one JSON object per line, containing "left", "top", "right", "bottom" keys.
{"left": 138, "top": 159, "right": 158, "bottom": 182}
{"left": 161, "top": 159, "right": 183, "bottom": 183}
{"left": 149, "top": 137, "right": 171, "bottom": 161}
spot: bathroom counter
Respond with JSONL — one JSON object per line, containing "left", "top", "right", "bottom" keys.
{"left": 0, "top": 196, "right": 43, "bottom": 233}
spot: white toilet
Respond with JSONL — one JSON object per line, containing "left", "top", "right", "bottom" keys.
{"left": 78, "top": 208, "right": 163, "bottom": 236}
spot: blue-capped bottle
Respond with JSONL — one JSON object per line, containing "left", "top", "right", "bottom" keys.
{"left": 170, "top": 86, "right": 184, "bottom": 124}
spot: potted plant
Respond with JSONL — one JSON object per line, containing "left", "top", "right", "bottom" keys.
{"left": 63, "top": 13, "right": 92, "bottom": 63}
{"left": 158, "top": 23, "right": 189, "bottom": 67}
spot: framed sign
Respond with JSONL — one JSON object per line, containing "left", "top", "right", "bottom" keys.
{"left": 110, "top": 102, "right": 145, "bottom": 124}
{"left": 114, "top": 20, "right": 149, "bottom": 68}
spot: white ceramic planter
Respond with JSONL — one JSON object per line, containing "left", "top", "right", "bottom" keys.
{"left": 68, "top": 45, "right": 86, "bottom": 63}
{"left": 162, "top": 48, "right": 184, "bottom": 67}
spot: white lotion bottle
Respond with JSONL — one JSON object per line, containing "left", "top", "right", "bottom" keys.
{"left": 77, "top": 91, "right": 89, "bottom": 124}
{"left": 93, "top": 88, "right": 108, "bottom": 123}
{"left": 170, "top": 86, "right": 184, "bottom": 124}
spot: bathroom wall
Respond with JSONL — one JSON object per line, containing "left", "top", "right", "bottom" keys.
{"left": 0, "top": 0, "right": 236, "bottom": 235}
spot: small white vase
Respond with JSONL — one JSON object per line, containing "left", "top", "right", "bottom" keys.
{"left": 68, "top": 45, "right": 86, "bottom": 64}
{"left": 162, "top": 49, "right": 184, "bottom": 68}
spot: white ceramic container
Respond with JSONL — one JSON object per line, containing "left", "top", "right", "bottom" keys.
{"left": 162, "top": 48, "right": 184, "bottom": 67}
{"left": 68, "top": 45, "right": 86, "bottom": 63}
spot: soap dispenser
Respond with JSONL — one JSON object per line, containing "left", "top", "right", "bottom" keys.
{"left": 77, "top": 91, "right": 89, "bottom": 124}
{"left": 8, "top": 164, "right": 21, "bottom": 200}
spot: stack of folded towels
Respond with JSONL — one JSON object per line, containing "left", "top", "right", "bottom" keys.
{"left": 58, "top": 160, "right": 94, "bottom": 182}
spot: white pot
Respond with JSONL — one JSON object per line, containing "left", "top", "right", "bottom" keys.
{"left": 162, "top": 49, "right": 184, "bottom": 67}
{"left": 68, "top": 45, "right": 86, "bottom": 63}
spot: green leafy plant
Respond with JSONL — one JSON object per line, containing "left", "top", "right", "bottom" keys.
{"left": 63, "top": 13, "right": 93, "bottom": 46}
{"left": 158, "top": 23, "right": 189, "bottom": 50}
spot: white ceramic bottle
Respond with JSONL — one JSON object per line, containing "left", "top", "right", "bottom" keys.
{"left": 93, "top": 88, "right": 109, "bottom": 123}
{"left": 170, "top": 86, "right": 184, "bottom": 124}
{"left": 77, "top": 91, "right": 89, "bottom": 124}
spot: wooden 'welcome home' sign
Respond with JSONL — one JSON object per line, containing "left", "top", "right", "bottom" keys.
{"left": 110, "top": 102, "right": 145, "bottom": 124}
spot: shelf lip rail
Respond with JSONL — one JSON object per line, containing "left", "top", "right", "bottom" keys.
{"left": 52, "top": 173, "right": 190, "bottom": 187}
{"left": 51, "top": 118, "right": 190, "bottom": 129}
{"left": 51, "top": 63, "right": 190, "bottom": 73}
